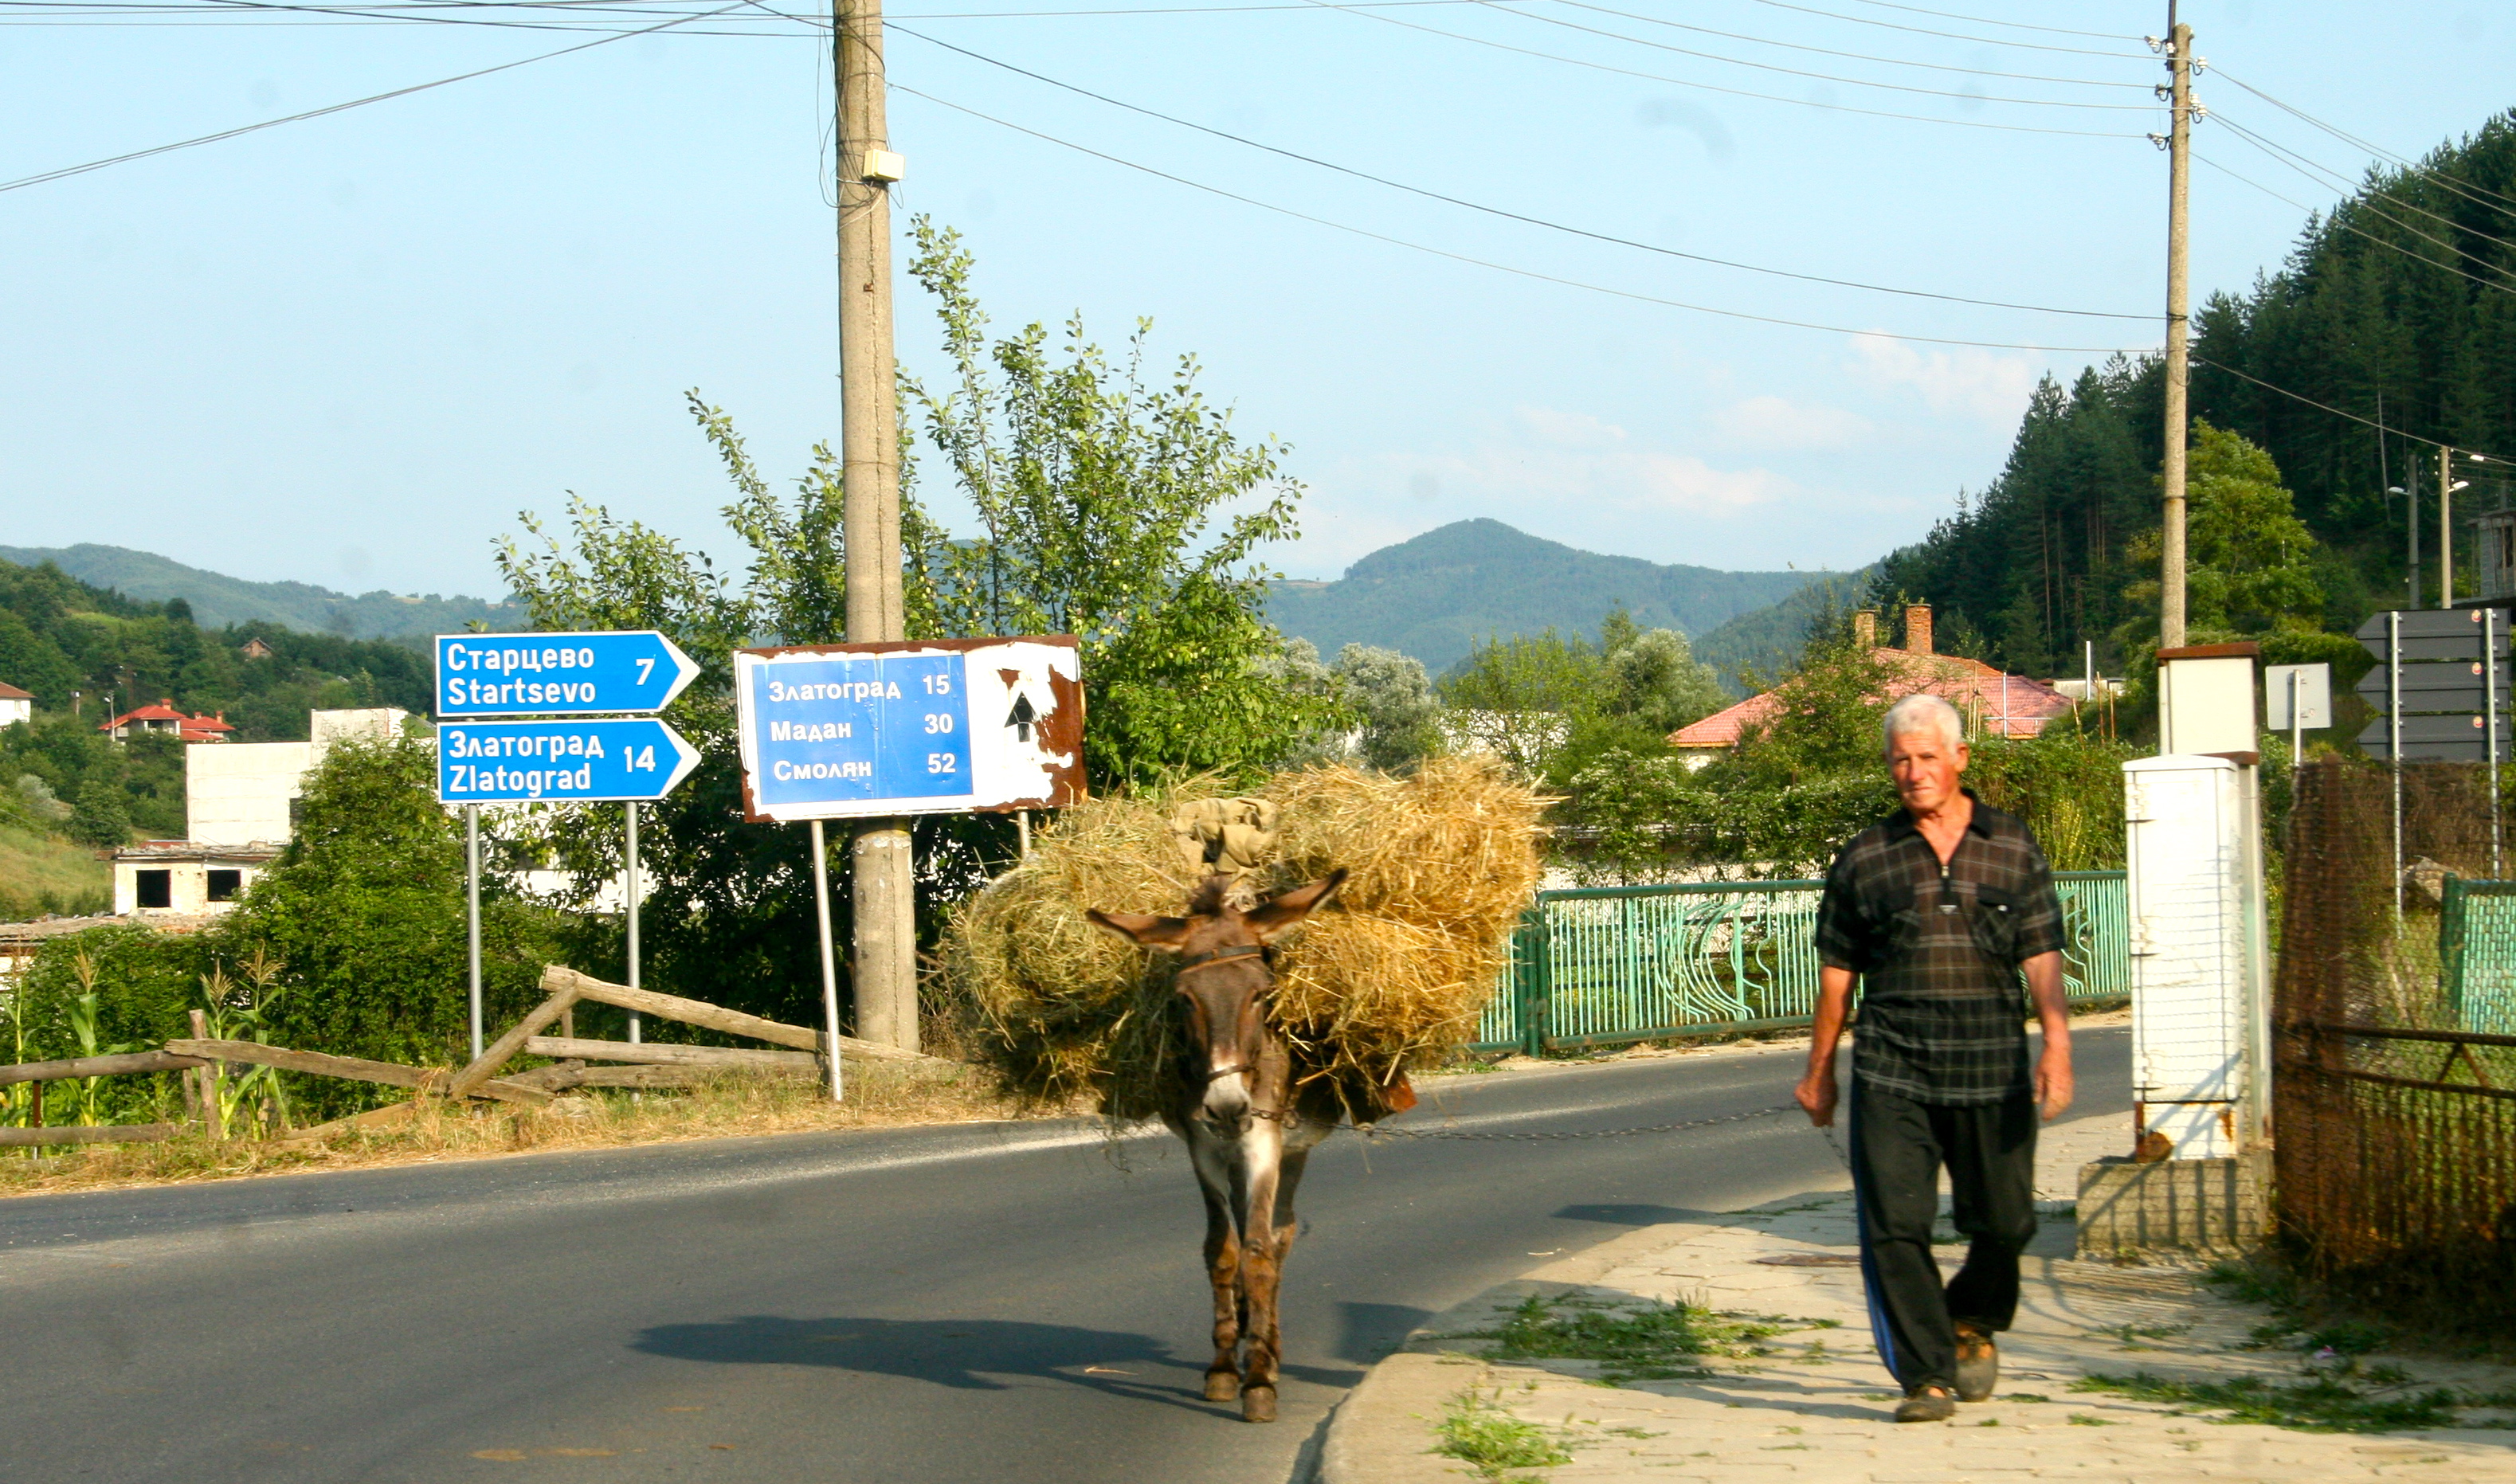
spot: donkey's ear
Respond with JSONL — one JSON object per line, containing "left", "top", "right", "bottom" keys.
{"left": 1087, "top": 910, "right": 1192, "bottom": 949}
{"left": 1244, "top": 869, "right": 1347, "bottom": 943}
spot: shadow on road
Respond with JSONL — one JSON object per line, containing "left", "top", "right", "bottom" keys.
{"left": 1329, "top": 1302, "right": 1433, "bottom": 1364}
{"left": 1551, "top": 1204, "right": 1730, "bottom": 1227}
{"left": 631, "top": 1315, "right": 1358, "bottom": 1415}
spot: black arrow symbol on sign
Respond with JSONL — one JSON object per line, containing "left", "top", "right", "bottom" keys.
{"left": 1005, "top": 691, "right": 1037, "bottom": 742}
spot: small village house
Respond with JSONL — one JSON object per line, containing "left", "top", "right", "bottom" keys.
{"left": 97, "top": 698, "right": 235, "bottom": 744}
{"left": 1668, "top": 603, "right": 2075, "bottom": 766}
{"left": 0, "top": 679, "right": 29, "bottom": 729}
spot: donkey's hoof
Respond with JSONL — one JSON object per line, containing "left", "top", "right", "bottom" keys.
{"left": 1205, "top": 1371, "right": 1242, "bottom": 1403}
{"left": 1241, "top": 1385, "right": 1277, "bottom": 1423}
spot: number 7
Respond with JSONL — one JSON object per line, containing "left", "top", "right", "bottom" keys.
{"left": 636, "top": 657, "right": 654, "bottom": 685}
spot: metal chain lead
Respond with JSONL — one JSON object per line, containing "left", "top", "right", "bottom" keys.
{"left": 1350, "top": 1102, "right": 1800, "bottom": 1143}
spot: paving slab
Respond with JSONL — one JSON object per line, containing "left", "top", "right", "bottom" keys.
{"left": 1317, "top": 1110, "right": 2516, "bottom": 1482}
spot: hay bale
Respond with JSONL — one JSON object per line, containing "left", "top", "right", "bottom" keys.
{"left": 947, "top": 757, "right": 1543, "bottom": 1122}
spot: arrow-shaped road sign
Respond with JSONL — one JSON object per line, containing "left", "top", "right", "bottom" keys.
{"left": 435, "top": 631, "right": 700, "bottom": 718}
{"left": 437, "top": 718, "right": 700, "bottom": 804}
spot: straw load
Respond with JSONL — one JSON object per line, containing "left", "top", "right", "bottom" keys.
{"left": 947, "top": 756, "right": 1545, "bottom": 1122}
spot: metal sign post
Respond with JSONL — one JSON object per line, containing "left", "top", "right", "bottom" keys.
{"left": 466, "top": 803, "right": 484, "bottom": 1060}
{"left": 810, "top": 819, "right": 843, "bottom": 1102}
{"left": 625, "top": 802, "right": 641, "bottom": 1046}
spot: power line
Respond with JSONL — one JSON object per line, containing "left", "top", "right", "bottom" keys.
{"left": 0, "top": 0, "right": 747, "bottom": 192}
{"left": 890, "top": 22, "right": 2150, "bottom": 319}
{"left": 1739, "top": 0, "right": 2136, "bottom": 57}
{"left": 2211, "top": 67, "right": 2516, "bottom": 224}
{"left": 2214, "top": 113, "right": 2516, "bottom": 282}
{"left": 1459, "top": 0, "right": 2155, "bottom": 110}
{"left": 2193, "top": 355, "right": 2514, "bottom": 464}
{"left": 888, "top": 80, "right": 2153, "bottom": 352}
{"left": 1820, "top": 0, "right": 2134, "bottom": 42}
{"left": 1504, "top": 0, "right": 2147, "bottom": 89}
{"left": 1287, "top": 0, "right": 2148, "bottom": 138}
{"left": 2193, "top": 151, "right": 2516, "bottom": 300}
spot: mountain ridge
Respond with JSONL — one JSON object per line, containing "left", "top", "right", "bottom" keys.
{"left": 1265, "top": 519, "right": 1827, "bottom": 675}
{"left": 0, "top": 544, "right": 523, "bottom": 640}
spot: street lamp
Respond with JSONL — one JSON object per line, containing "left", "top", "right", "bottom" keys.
{"left": 2389, "top": 484, "right": 2420, "bottom": 608}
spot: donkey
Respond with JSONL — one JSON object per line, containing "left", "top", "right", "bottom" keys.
{"left": 1088, "top": 869, "right": 1354, "bottom": 1423}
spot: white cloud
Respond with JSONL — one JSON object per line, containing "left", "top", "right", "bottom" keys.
{"left": 1844, "top": 333, "right": 2040, "bottom": 423}
{"left": 1515, "top": 405, "right": 1628, "bottom": 448}
{"left": 1713, "top": 394, "right": 1875, "bottom": 450}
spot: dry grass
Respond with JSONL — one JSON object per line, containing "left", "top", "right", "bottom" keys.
{"left": 949, "top": 757, "right": 1545, "bottom": 1122}
{"left": 0, "top": 1058, "right": 1062, "bottom": 1200}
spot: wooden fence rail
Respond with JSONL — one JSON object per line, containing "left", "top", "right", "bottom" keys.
{"left": 0, "top": 1050, "right": 206, "bottom": 1087}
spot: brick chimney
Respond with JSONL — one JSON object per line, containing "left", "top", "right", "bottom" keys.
{"left": 1905, "top": 604, "right": 1934, "bottom": 656}
{"left": 1852, "top": 609, "right": 1878, "bottom": 649}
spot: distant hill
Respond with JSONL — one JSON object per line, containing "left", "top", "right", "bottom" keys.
{"left": 1265, "top": 520, "right": 1827, "bottom": 675}
{"left": 0, "top": 544, "right": 523, "bottom": 640}
{"left": 1690, "top": 567, "right": 1880, "bottom": 689}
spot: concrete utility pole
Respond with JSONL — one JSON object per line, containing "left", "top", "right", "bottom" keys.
{"left": 833, "top": 0, "right": 919, "bottom": 1052}
{"left": 2157, "top": 14, "right": 2195, "bottom": 650}
{"left": 2441, "top": 444, "right": 2455, "bottom": 609}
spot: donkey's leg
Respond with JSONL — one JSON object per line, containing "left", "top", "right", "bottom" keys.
{"left": 1233, "top": 1122, "right": 1290, "bottom": 1422}
{"left": 1186, "top": 1124, "right": 1246, "bottom": 1403}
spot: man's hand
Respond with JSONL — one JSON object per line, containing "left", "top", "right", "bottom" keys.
{"left": 2024, "top": 950, "right": 2072, "bottom": 1121}
{"left": 1799, "top": 965, "right": 1856, "bottom": 1128}
{"left": 1795, "top": 1064, "right": 1840, "bottom": 1128}
{"left": 2035, "top": 1042, "right": 2074, "bottom": 1122}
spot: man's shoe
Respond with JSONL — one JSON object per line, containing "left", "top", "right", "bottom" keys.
{"left": 1893, "top": 1385, "right": 1956, "bottom": 1423}
{"left": 1954, "top": 1324, "right": 1998, "bottom": 1403}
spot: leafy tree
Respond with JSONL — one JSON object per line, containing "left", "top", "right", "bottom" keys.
{"left": 2118, "top": 421, "right": 2325, "bottom": 640}
{"left": 1334, "top": 643, "right": 1443, "bottom": 770}
{"left": 66, "top": 778, "right": 131, "bottom": 846}
{"left": 904, "top": 217, "right": 1342, "bottom": 789}
{"left": 1601, "top": 627, "right": 1726, "bottom": 737}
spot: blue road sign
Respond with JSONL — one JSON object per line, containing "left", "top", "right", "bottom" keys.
{"left": 734, "top": 639, "right": 1084, "bottom": 822}
{"left": 437, "top": 718, "right": 700, "bottom": 804}
{"left": 435, "top": 631, "right": 699, "bottom": 718}
{"left": 743, "top": 652, "right": 972, "bottom": 811}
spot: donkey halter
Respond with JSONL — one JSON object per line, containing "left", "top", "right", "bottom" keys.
{"left": 1174, "top": 943, "right": 1267, "bottom": 977}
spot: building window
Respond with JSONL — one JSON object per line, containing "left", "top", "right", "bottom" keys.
{"left": 136, "top": 870, "right": 172, "bottom": 910}
{"left": 206, "top": 869, "right": 243, "bottom": 903}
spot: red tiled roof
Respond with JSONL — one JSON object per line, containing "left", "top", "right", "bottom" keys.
{"left": 100, "top": 699, "right": 234, "bottom": 741}
{"left": 1669, "top": 648, "right": 2075, "bottom": 750}
{"left": 0, "top": 680, "right": 31, "bottom": 700}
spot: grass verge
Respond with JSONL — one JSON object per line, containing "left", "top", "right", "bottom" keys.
{"left": 1433, "top": 1387, "right": 1572, "bottom": 1480}
{"left": 1471, "top": 1293, "right": 1835, "bottom": 1383}
{"left": 0, "top": 1059, "right": 1056, "bottom": 1198}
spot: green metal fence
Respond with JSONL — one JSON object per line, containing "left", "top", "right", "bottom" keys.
{"left": 1471, "top": 871, "right": 2130, "bottom": 1056}
{"left": 2440, "top": 878, "right": 2516, "bottom": 1036}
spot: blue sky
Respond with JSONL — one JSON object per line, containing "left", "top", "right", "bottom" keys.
{"left": 3, "top": 2, "right": 2512, "bottom": 602}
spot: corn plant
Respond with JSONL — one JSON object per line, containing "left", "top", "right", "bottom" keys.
{"left": 67, "top": 950, "right": 134, "bottom": 1126}
{"left": 201, "top": 955, "right": 291, "bottom": 1137}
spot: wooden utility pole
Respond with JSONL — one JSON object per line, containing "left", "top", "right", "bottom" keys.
{"left": 2158, "top": 15, "right": 2195, "bottom": 650}
{"left": 834, "top": 0, "right": 918, "bottom": 1051}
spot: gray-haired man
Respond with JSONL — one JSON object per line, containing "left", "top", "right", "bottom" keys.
{"left": 1796, "top": 693, "right": 2075, "bottom": 1423}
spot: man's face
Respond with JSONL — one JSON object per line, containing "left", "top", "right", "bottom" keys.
{"left": 1887, "top": 725, "right": 1968, "bottom": 816}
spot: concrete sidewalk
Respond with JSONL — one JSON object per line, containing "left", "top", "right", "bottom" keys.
{"left": 1319, "top": 1110, "right": 2516, "bottom": 1483}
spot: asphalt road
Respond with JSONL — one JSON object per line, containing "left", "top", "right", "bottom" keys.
{"left": 2, "top": 1028, "right": 2128, "bottom": 1483}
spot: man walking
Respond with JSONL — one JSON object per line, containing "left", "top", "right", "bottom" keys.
{"left": 1797, "top": 692, "right": 2075, "bottom": 1423}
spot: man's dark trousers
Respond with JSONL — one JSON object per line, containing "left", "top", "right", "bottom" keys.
{"left": 1848, "top": 1080, "right": 2039, "bottom": 1392}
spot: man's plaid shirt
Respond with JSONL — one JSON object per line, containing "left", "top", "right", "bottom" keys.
{"left": 1813, "top": 789, "right": 2066, "bottom": 1105}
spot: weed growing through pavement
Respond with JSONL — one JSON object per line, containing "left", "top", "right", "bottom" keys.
{"left": 2071, "top": 1368, "right": 2496, "bottom": 1433}
{"left": 1432, "top": 1388, "right": 1572, "bottom": 1479}
{"left": 1471, "top": 1294, "right": 1825, "bottom": 1383}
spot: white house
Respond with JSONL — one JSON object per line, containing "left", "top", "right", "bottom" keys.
{"left": 0, "top": 681, "right": 30, "bottom": 729}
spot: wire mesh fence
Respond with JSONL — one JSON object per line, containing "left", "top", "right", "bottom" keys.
{"left": 2274, "top": 758, "right": 2516, "bottom": 1326}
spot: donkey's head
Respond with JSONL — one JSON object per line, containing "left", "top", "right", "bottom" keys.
{"left": 1088, "top": 870, "right": 1347, "bottom": 1123}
